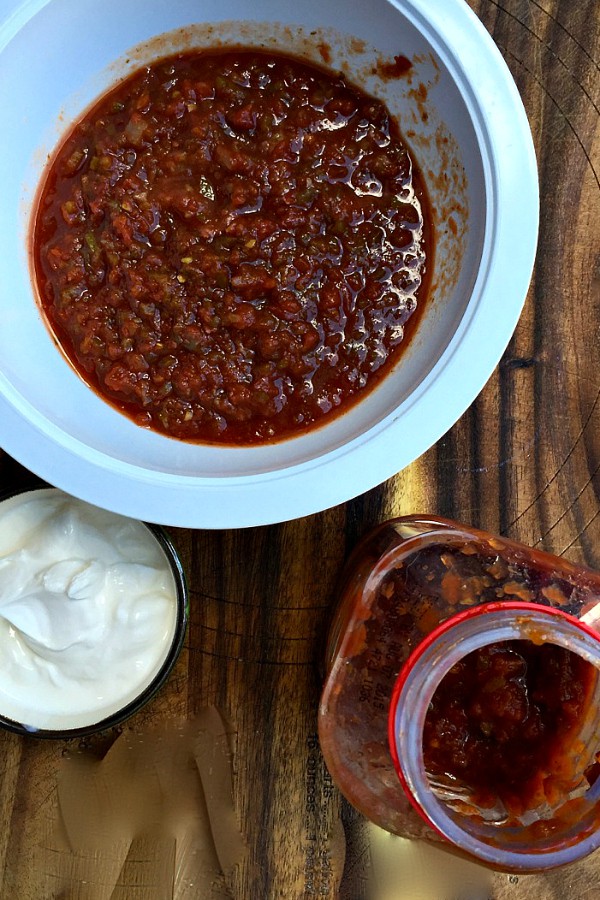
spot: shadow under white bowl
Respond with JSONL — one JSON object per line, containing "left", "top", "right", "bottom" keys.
{"left": 0, "top": 0, "right": 538, "bottom": 528}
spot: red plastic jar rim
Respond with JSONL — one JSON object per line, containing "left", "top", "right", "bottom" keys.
{"left": 393, "top": 601, "right": 600, "bottom": 703}
{"left": 387, "top": 601, "right": 600, "bottom": 858}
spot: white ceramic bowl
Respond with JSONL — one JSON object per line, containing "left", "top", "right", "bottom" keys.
{"left": 0, "top": 0, "right": 538, "bottom": 528}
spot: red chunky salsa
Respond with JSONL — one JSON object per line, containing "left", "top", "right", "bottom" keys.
{"left": 33, "top": 50, "right": 431, "bottom": 443}
{"left": 423, "top": 640, "right": 596, "bottom": 817}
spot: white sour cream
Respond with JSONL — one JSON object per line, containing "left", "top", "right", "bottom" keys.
{"left": 0, "top": 488, "right": 180, "bottom": 731}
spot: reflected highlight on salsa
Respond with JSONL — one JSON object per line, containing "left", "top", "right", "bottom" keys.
{"left": 33, "top": 49, "right": 432, "bottom": 444}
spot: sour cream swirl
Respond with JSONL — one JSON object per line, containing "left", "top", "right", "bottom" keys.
{"left": 0, "top": 488, "right": 179, "bottom": 731}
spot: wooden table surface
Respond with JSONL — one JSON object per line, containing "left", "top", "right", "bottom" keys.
{"left": 1, "top": 1, "right": 599, "bottom": 897}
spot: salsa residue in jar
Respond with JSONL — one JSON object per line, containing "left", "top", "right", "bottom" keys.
{"left": 423, "top": 639, "right": 597, "bottom": 819}
{"left": 318, "top": 516, "right": 600, "bottom": 849}
{"left": 33, "top": 49, "right": 432, "bottom": 444}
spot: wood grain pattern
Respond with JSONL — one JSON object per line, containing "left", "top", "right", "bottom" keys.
{"left": 0, "top": 1, "right": 599, "bottom": 897}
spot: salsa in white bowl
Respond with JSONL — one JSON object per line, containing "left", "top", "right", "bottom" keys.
{"left": 0, "top": 0, "right": 538, "bottom": 527}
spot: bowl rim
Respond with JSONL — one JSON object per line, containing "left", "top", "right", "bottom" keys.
{"left": 0, "top": 0, "right": 539, "bottom": 528}
{"left": 0, "top": 483, "right": 189, "bottom": 739}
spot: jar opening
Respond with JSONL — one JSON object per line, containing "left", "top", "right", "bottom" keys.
{"left": 389, "top": 603, "right": 600, "bottom": 869}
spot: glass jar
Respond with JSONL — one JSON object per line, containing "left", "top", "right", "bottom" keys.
{"left": 318, "top": 515, "right": 600, "bottom": 870}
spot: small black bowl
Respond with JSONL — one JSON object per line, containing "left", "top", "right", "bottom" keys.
{"left": 0, "top": 484, "right": 188, "bottom": 739}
